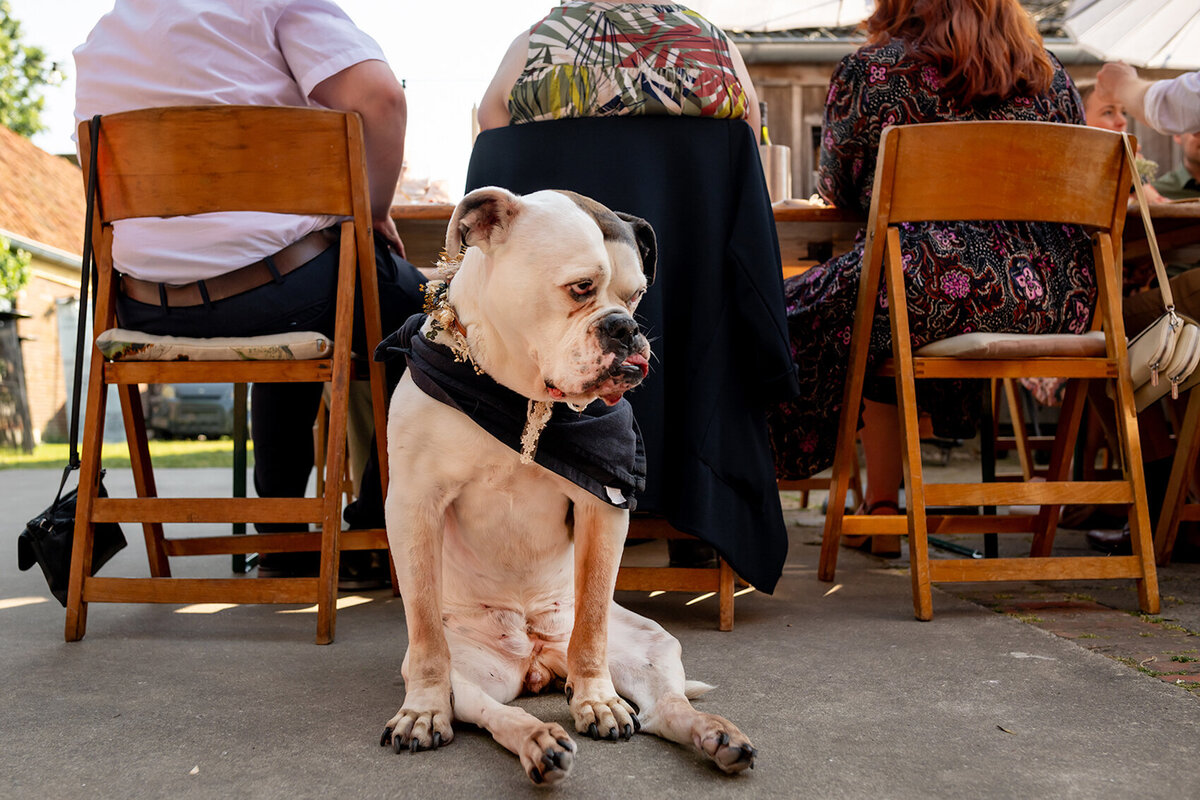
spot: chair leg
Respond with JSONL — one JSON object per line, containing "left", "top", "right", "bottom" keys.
{"left": 1156, "top": 390, "right": 1200, "bottom": 565}
{"left": 117, "top": 383, "right": 171, "bottom": 577}
{"left": 718, "top": 559, "right": 734, "bottom": 632}
{"left": 1112, "top": 378, "right": 1160, "bottom": 614}
{"left": 896, "top": 371, "right": 932, "bottom": 620}
{"left": 818, "top": 453, "right": 854, "bottom": 582}
{"left": 1029, "top": 379, "right": 1087, "bottom": 557}
{"left": 65, "top": 348, "right": 110, "bottom": 642}
{"left": 1002, "top": 378, "right": 1034, "bottom": 481}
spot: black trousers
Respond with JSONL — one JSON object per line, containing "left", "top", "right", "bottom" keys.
{"left": 116, "top": 229, "right": 423, "bottom": 531}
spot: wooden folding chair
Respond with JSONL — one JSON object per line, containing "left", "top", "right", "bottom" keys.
{"left": 820, "top": 121, "right": 1159, "bottom": 620}
{"left": 615, "top": 518, "right": 738, "bottom": 631}
{"left": 66, "top": 106, "right": 391, "bottom": 644}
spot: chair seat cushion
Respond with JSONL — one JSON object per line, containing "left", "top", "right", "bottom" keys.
{"left": 96, "top": 329, "right": 333, "bottom": 361}
{"left": 915, "top": 330, "right": 1107, "bottom": 358}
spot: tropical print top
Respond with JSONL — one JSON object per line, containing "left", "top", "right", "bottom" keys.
{"left": 508, "top": 2, "right": 749, "bottom": 124}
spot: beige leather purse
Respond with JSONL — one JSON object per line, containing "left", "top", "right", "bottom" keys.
{"left": 1122, "top": 133, "right": 1200, "bottom": 411}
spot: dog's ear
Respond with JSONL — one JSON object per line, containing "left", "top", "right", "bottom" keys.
{"left": 616, "top": 212, "right": 657, "bottom": 286}
{"left": 446, "top": 186, "right": 522, "bottom": 257}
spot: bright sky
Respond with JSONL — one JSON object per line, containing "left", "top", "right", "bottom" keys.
{"left": 8, "top": 0, "right": 552, "bottom": 199}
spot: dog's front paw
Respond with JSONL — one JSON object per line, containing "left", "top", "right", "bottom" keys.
{"left": 692, "top": 714, "right": 756, "bottom": 774}
{"left": 519, "top": 723, "right": 576, "bottom": 785}
{"left": 565, "top": 680, "right": 639, "bottom": 741}
{"left": 380, "top": 689, "right": 454, "bottom": 754}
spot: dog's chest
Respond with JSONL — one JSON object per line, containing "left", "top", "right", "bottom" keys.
{"left": 449, "top": 459, "right": 574, "bottom": 562}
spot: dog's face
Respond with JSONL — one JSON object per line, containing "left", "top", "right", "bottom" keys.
{"left": 444, "top": 187, "right": 656, "bottom": 407}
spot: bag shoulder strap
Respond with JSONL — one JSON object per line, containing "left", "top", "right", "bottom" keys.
{"left": 54, "top": 114, "right": 102, "bottom": 507}
{"left": 1122, "top": 132, "right": 1175, "bottom": 311}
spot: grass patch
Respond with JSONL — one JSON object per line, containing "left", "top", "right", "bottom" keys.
{"left": 0, "top": 440, "right": 253, "bottom": 470}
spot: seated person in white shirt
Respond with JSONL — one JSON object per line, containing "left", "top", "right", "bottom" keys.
{"left": 73, "top": 0, "right": 424, "bottom": 584}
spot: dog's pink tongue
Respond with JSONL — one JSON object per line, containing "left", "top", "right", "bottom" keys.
{"left": 623, "top": 353, "right": 650, "bottom": 379}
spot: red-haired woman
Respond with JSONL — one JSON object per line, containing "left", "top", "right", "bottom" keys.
{"left": 768, "top": 0, "right": 1094, "bottom": 553}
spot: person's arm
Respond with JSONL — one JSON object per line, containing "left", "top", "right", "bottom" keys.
{"left": 817, "top": 55, "right": 872, "bottom": 212}
{"left": 310, "top": 59, "right": 408, "bottom": 255}
{"left": 1099, "top": 62, "right": 1200, "bottom": 136}
{"left": 478, "top": 31, "right": 531, "bottom": 131}
{"left": 726, "top": 39, "right": 761, "bottom": 136}
{"left": 1142, "top": 70, "right": 1200, "bottom": 136}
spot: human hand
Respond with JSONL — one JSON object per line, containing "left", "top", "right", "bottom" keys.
{"left": 1097, "top": 62, "right": 1155, "bottom": 126}
{"left": 375, "top": 216, "right": 407, "bottom": 260}
{"left": 1097, "top": 62, "right": 1138, "bottom": 96}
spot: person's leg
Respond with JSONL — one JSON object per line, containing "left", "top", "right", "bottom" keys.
{"left": 115, "top": 241, "right": 344, "bottom": 575}
{"left": 849, "top": 398, "right": 903, "bottom": 557}
{"left": 862, "top": 398, "right": 903, "bottom": 510}
{"left": 339, "top": 238, "right": 427, "bottom": 583}
{"left": 342, "top": 236, "right": 425, "bottom": 532}
{"left": 250, "top": 380, "right": 324, "bottom": 517}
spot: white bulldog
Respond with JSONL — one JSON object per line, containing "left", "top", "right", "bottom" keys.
{"left": 379, "top": 187, "right": 756, "bottom": 784}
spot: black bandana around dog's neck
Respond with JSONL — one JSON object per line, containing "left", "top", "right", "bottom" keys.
{"left": 375, "top": 314, "right": 646, "bottom": 510}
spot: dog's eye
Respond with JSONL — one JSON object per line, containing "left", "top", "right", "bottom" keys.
{"left": 627, "top": 288, "right": 645, "bottom": 309}
{"left": 570, "top": 280, "right": 594, "bottom": 298}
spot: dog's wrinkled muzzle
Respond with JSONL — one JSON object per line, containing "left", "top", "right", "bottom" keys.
{"left": 586, "top": 312, "right": 651, "bottom": 405}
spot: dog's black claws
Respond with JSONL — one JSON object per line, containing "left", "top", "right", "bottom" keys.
{"left": 607, "top": 726, "right": 619, "bottom": 741}
{"left": 587, "top": 722, "right": 599, "bottom": 739}
{"left": 409, "top": 737, "right": 420, "bottom": 753}
{"left": 432, "top": 732, "right": 442, "bottom": 749}
{"left": 557, "top": 737, "right": 573, "bottom": 750}
{"left": 622, "top": 724, "right": 633, "bottom": 740}
{"left": 542, "top": 753, "right": 558, "bottom": 771}
{"left": 738, "top": 745, "right": 757, "bottom": 765}
{"left": 718, "top": 732, "right": 730, "bottom": 746}
{"left": 392, "top": 735, "right": 404, "bottom": 754}
{"left": 530, "top": 767, "right": 544, "bottom": 785}
{"left": 380, "top": 728, "right": 392, "bottom": 747}
{"left": 631, "top": 714, "right": 642, "bottom": 732}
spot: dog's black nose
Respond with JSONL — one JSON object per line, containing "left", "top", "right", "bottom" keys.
{"left": 598, "top": 313, "right": 639, "bottom": 349}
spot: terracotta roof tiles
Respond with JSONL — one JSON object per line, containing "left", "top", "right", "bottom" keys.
{"left": 0, "top": 125, "right": 84, "bottom": 256}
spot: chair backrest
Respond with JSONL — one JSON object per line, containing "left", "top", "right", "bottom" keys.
{"left": 77, "top": 105, "right": 371, "bottom": 224}
{"left": 868, "top": 121, "right": 1132, "bottom": 232}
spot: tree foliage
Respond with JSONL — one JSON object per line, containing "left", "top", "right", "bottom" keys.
{"left": 0, "top": 0, "right": 64, "bottom": 138}
{"left": 0, "top": 235, "right": 31, "bottom": 312}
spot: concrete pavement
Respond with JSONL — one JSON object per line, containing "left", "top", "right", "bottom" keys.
{"left": 1, "top": 466, "right": 1198, "bottom": 799}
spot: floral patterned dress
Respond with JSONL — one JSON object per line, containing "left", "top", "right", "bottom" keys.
{"left": 508, "top": 2, "right": 749, "bottom": 124}
{"left": 768, "top": 40, "right": 1094, "bottom": 480}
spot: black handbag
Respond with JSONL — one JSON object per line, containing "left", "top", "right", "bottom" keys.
{"left": 16, "top": 114, "right": 126, "bottom": 606}
{"left": 18, "top": 472, "right": 126, "bottom": 606}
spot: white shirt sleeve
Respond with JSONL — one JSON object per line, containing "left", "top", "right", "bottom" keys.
{"left": 1143, "top": 70, "right": 1200, "bottom": 136}
{"left": 276, "top": 0, "right": 388, "bottom": 99}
